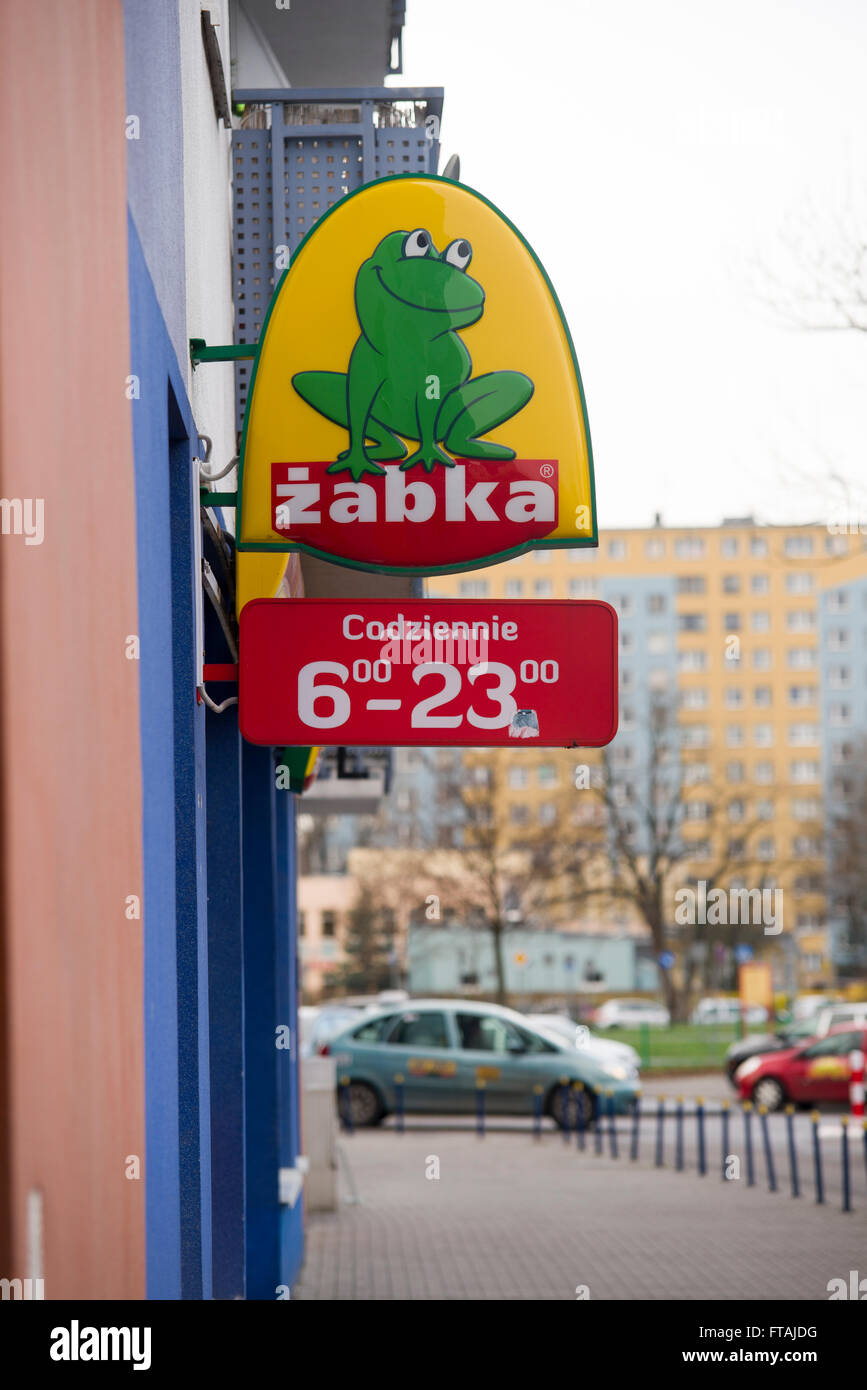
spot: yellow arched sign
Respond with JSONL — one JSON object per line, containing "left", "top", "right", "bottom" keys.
{"left": 236, "top": 174, "right": 597, "bottom": 576}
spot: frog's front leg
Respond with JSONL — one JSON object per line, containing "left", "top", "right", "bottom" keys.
{"left": 399, "top": 390, "right": 456, "bottom": 472}
{"left": 437, "top": 370, "right": 534, "bottom": 461}
{"left": 330, "top": 352, "right": 389, "bottom": 479}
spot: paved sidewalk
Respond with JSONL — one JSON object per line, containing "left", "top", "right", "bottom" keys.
{"left": 294, "top": 1129, "right": 867, "bottom": 1300}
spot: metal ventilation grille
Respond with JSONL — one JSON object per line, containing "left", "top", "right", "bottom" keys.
{"left": 232, "top": 127, "right": 273, "bottom": 433}
{"left": 231, "top": 89, "right": 443, "bottom": 434}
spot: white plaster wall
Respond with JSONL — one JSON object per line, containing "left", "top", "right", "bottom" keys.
{"left": 178, "top": 0, "right": 237, "bottom": 495}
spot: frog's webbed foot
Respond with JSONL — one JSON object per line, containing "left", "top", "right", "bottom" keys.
{"left": 327, "top": 449, "right": 387, "bottom": 480}
{"left": 438, "top": 371, "right": 534, "bottom": 461}
{"left": 399, "top": 443, "right": 455, "bottom": 473}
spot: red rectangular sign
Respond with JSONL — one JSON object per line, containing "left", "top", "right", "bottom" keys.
{"left": 239, "top": 600, "right": 618, "bottom": 748}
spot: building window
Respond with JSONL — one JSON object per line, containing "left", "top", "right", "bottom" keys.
{"left": 645, "top": 537, "right": 665, "bottom": 559}
{"left": 680, "top": 688, "right": 708, "bottom": 710}
{"left": 678, "top": 613, "right": 706, "bottom": 632}
{"left": 751, "top": 611, "right": 770, "bottom": 632}
{"left": 509, "top": 804, "right": 530, "bottom": 825}
{"left": 678, "top": 649, "right": 707, "bottom": 671}
{"left": 757, "top": 837, "right": 776, "bottom": 861}
{"left": 788, "top": 723, "right": 819, "bottom": 746}
{"left": 684, "top": 762, "right": 710, "bottom": 785}
{"left": 726, "top": 725, "right": 744, "bottom": 747}
{"left": 728, "top": 799, "right": 745, "bottom": 821}
{"left": 756, "top": 800, "right": 774, "bottom": 820}
{"left": 534, "top": 579, "right": 552, "bottom": 597}
{"left": 723, "top": 575, "right": 741, "bottom": 594}
{"left": 754, "top": 761, "right": 774, "bottom": 784}
{"left": 647, "top": 631, "right": 669, "bottom": 653}
{"left": 681, "top": 724, "right": 709, "bottom": 748}
{"left": 608, "top": 539, "right": 627, "bottom": 559}
{"left": 321, "top": 911, "right": 336, "bottom": 938}
{"left": 534, "top": 549, "right": 552, "bottom": 564}
{"left": 827, "top": 664, "right": 850, "bottom": 688}
{"left": 829, "top": 702, "right": 852, "bottom": 725}
{"left": 508, "top": 766, "right": 528, "bottom": 789}
{"left": 753, "top": 723, "right": 774, "bottom": 747}
{"left": 792, "top": 798, "right": 821, "bottom": 820}
{"left": 726, "top": 761, "right": 745, "bottom": 783}
{"left": 684, "top": 801, "right": 710, "bottom": 821}
{"left": 825, "top": 589, "right": 849, "bottom": 612}
{"left": 299, "top": 911, "right": 306, "bottom": 937}
{"left": 790, "top": 760, "right": 820, "bottom": 783}
{"left": 537, "top": 763, "right": 558, "bottom": 786}
{"left": 505, "top": 579, "right": 524, "bottom": 597}
{"left": 538, "top": 802, "right": 557, "bottom": 826}
{"left": 677, "top": 575, "right": 706, "bottom": 594}
{"left": 826, "top": 626, "right": 850, "bottom": 650}
{"left": 787, "top": 647, "right": 816, "bottom": 669}
{"left": 569, "top": 578, "right": 597, "bottom": 597}
{"left": 721, "top": 536, "right": 739, "bottom": 558}
{"left": 753, "top": 686, "right": 772, "bottom": 707}
{"left": 785, "top": 572, "right": 813, "bottom": 594}
{"left": 460, "top": 579, "right": 488, "bottom": 597}
{"left": 674, "top": 537, "right": 705, "bottom": 559}
{"left": 647, "top": 593, "right": 667, "bottom": 613}
{"left": 750, "top": 536, "right": 769, "bottom": 557}
{"left": 752, "top": 648, "right": 772, "bottom": 669}
{"left": 788, "top": 685, "right": 816, "bottom": 706}
{"left": 723, "top": 612, "right": 741, "bottom": 631}
{"left": 751, "top": 574, "right": 770, "bottom": 594}
{"left": 786, "top": 610, "right": 815, "bottom": 632}
{"left": 784, "top": 534, "right": 814, "bottom": 557}
{"left": 724, "top": 688, "right": 743, "bottom": 708}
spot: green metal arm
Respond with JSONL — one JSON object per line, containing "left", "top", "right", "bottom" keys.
{"left": 190, "top": 338, "right": 257, "bottom": 364}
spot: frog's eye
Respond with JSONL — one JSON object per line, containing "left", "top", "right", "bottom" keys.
{"left": 403, "top": 229, "right": 433, "bottom": 258}
{"left": 444, "top": 239, "right": 472, "bottom": 270}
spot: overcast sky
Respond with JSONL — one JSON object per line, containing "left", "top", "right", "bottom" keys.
{"left": 394, "top": 0, "right": 867, "bottom": 530}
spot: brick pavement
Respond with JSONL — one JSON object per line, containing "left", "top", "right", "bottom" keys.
{"left": 293, "top": 1128, "right": 867, "bottom": 1300}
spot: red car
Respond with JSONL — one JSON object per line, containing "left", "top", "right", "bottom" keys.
{"left": 735, "top": 1023, "right": 867, "bottom": 1112}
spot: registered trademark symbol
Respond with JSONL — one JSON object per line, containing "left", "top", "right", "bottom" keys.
{"left": 540, "top": 463, "right": 554, "bottom": 478}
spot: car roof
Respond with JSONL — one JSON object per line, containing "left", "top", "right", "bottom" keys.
{"left": 345, "top": 998, "right": 567, "bottom": 1031}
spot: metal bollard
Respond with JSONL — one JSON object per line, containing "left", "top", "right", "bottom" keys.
{"left": 532, "top": 1084, "right": 544, "bottom": 1141}
{"left": 841, "top": 1116, "right": 852, "bottom": 1213}
{"left": 811, "top": 1110, "right": 824, "bottom": 1204}
{"left": 655, "top": 1096, "right": 665, "bottom": 1167}
{"left": 785, "top": 1105, "right": 800, "bottom": 1198}
{"left": 721, "top": 1100, "right": 730, "bottom": 1181}
{"left": 476, "top": 1081, "right": 486, "bottom": 1138}
{"left": 574, "top": 1081, "right": 586, "bottom": 1152}
{"left": 607, "top": 1090, "right": 618, "bottom": 1159}
{"left": 594, "top": 1089, "right": 604, "bottom": 1155}
{"left": 630, "top": 1090, "right": 641, "bottom": 1161}
{"left": 675, "top": 1097, "right": 684, "bottom": 1172}
{"left": 394, "top": 1073, "right": 405, "bottom": 1134}
{"left": 758, "top": 1105, "right": 776, "bottom": 1192}
{"left": 697, "top": 1097, "right": 706, "bottom": 1176}
{"left": 339, "top": 1076, "right": 353, "bottom": 1135}
{"left": 560, "top": 1078, "right": 572, "bottom": 1144}
{"left": 743, "top": 1101, "right": 755, "bottom": 1187}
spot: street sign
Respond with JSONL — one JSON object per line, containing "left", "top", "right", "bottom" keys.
{"left": 239, "top": 599, "right": 617, "bottom": 748}
{"left": 734, "top": 944, "right": 754, "bottom": 964}
{"left": 658, "top": 952, "right": 675, "bottom": 970}
{"left": 236, "top": 174, "right": 596, "bottom": 574}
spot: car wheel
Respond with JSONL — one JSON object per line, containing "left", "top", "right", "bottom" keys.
{"left": 549, "top": 1083, "right": 595, "bottom": 1129}
{"left": 752, "top": 1076, "right": 785, "bottom": 1112}
{"left": 340, "top": 1081, "right": 384, "bottom": 1128}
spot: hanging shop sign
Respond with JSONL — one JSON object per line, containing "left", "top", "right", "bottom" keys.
{"left": 236, "top": 174, "right": 597, "bottom": 575}
{"left": 239, "top": 600, "right": 617, "bottom": 748}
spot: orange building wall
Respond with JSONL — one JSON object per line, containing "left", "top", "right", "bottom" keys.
{"left": 0, "top": 2, "right": 145, "bottom": 1297}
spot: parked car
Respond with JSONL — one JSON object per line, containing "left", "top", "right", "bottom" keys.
{"left": 594, "top": 998, "right": 670, "bottom": 1029}
{"left": 299, "top": 1004, "right": 366, "bottom": 1059}
{"left": 734, "top": 1023, "right": 867, "bottom": 1111}
{"left": 723, "top": 1016, "right": 821, "bottom": 1084}
{"left": 524, "top": 1012, "right": 641, "bottom": 1078}
{"left": 322, "top": 999, "right": 640, "bottom": 1128}
{"left": 791, "top": 993, "right": 841, "bottom": 1021}
{"left": 690, "top": 997, "right": 768, "bottom": 1027}
{"left": 812, "top": 1001, "right": 867, "bottom": 1034}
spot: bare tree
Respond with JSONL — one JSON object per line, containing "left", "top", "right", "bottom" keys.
{"left": 827, "top": 744, "right": 867, "bottom": 974}
{"left": 548, "top": 700, "right": 779, "bottom": 1021}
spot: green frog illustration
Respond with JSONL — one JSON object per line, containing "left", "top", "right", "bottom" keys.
{"left": 292, "top": 228, "right": 534, "bottom": 479}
